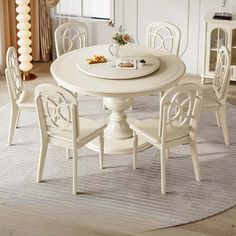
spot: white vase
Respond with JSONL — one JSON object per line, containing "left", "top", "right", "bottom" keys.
{"left": 109, "top": 43, "right": 120, "bottom": 58}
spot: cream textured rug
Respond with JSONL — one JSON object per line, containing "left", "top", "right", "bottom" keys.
{"left": 0, "top": 95, "right": 236, "bottom": 235}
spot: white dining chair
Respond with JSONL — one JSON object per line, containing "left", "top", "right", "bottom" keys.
{"left": 55, "top": 22, "right": 107, "bottom": 112}
{"left": 5, "top": 47, "right": 35, "bottom": 146}
{"left": 146, "top": 22, "right": 181, "bottom": 56}
{"left": 130, "top": 83, "right": 202, "bottom": 194}
{"left": 201, "top": 46, "right": 231, "bottom": 145}
{"left": 54, "top": 21, "right": 89, "bottom": 58}
{"left": 55, "top": 21, "right": 94, "bottom": 156}
{"left": 130, "top": 22, "right": 181, "bottom": 111}
{"left": 35, "top": 84, "right": 106, "bottom": 195}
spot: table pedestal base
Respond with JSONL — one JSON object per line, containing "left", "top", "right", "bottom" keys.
{"left": 86, "top": 97, "right": 151, "bottom": 154}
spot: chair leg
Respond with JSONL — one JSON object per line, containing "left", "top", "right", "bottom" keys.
{"left": 201, "top": 77, "right": 205, "bottom": 84}
{"left": 103, "top": 103, "right": 108, "bottom": 110}
{"left": 36, "top": 139, "right": 48, "bottom": 183}
{"left": 16, "top": 111, "right": 21, "bottom": 128}
{"left": 66, "top": 148, "right": 72, "bottom": 159}
{"left": 189, "top": 140, "right": 201, "bottom": 182}
{"left": 159, "top": 91, "right": 164, "bottom": 101}
{"left": 215, "top": 111, "right": 221, "bottom": 127}
{"left": 8, "top": 108, "right": 18, "bottom": 146}
{"left": 72, "top": 149, "right": 78, "bottom": 195}
{"left": 130, "top": 98, "right": 134, "bottom": 110}
{"left": 103, "top": 98, "right": 108, "bottom": 110}
{"left": 133, "top": 131, "right": 138, "bottom": 169}
{"left": 160, "top": 145, "right": 166, "bottom": 195}
{"left": 99, "top": 134, "right": 104, "bottom": 169}
{"left": 218, "top": 106, "right": 230, "bottom": 145}
{"left": 166, "top": 149, "right": 169, "bottom": 159}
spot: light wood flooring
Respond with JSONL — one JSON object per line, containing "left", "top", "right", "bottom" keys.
{"left": 0, "top": 62, "right": 236, "bottom": 236}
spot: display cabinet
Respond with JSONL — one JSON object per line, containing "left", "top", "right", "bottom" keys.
{"left": 202, "top": 13, "right": 236, "bottom": 82}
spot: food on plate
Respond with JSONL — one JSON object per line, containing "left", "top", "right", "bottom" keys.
{"left": 86, "top": 55, "right": 107, "bottom": 64}
{"left": 118, "top": 62, "right": 134, "bottom": 68}
{"left": 115, "top": 59, "right": 136, "bottom": 69}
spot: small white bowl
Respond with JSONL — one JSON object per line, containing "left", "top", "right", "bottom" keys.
{"left": 139, "top": 62, "right": 145, "bottom": 67}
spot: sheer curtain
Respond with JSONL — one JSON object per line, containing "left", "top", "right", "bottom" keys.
{"left": 0, "top": 0, "right": 17, "bottom": 75}
{"left": 0, "top": 0, "right": 52, "bottom": 75}
{"left": 31, "top": 0, "right": 53, "bottom": 61}
{"left": 0, "top": 0, "right": 4, "bottom": 74}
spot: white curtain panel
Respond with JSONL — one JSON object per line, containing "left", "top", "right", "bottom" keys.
{"left": 46, "top": 0, "right": 59, "bottom": 8}
{"left": 0, "top": 0, "right": 4, "bottom": 75}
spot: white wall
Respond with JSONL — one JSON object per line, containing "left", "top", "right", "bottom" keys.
{"left": 91, "top": 0, "right": 236, "bottom": 74}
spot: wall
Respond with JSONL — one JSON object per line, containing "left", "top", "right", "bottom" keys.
{"left": 91, "top": 0, "right": 236, "bottom": 74}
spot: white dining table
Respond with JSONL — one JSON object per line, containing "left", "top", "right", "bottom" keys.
{"left": 51, "top": 44, "right": 186, "bottom": 154}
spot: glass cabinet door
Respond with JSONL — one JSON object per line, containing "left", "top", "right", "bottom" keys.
{"left": 209, "top": 28, "right": 227, "bottom": 71}
{"left": 231, "top": 29, "right": 236, "bottom": 66}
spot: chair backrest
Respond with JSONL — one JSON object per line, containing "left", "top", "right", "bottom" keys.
{"left": 146, "top": 22, "right": 181, "bottom": 56}
{"left": 54, "top": 21, "right": 89, "bottom": 58}
{"left": 213, "top": 46, "right": 231, "bottom": 101}
{"left": 5, "top": 47, "right": 23, "bottom": 104}
{"left": 159, "top": 83, "right": 202, "bottom": 140}
{"left": 35, "top": 84, "right": 79, "bottom": 143}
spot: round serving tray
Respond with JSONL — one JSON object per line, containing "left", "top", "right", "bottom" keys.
{"left": 76, "top": 55, "right": 160, "bottom": 80}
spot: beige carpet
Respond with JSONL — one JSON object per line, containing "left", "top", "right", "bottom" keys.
{"left": 0, "top": 94, "right": 236, "bottom": 235}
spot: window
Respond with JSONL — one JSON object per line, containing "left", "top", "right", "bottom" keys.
{"left": 56, "top": 0, "right": 114, "bottom": 21}
{"left": 58, "top": 0, "right": 82, "bottom": 16}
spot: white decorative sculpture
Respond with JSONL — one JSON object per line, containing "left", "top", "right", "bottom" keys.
{"left": 16, "top": 0, "right": 35, "bottom": 80}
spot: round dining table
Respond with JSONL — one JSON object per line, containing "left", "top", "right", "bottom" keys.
{"left": 51, "top": 44, "right": 186, "bottom": 154}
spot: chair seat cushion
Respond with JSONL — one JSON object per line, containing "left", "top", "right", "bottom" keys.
{"left": 78, "top": 118, "right": 106, "bottom": 143}
{"left": 48, "top": 118, "right": 106, "bottom": 145}
{"left": 202, "top": 88, "right": 219, "bottom": 109}
{"left": 17, "top": 89, "right": 35, "bottom": 109}
{"left": 130, "top": 118, "right": 189, "bottom": 145}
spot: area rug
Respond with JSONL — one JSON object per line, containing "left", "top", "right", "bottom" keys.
{"left": 0, "top": 95, "right": 236, "bottom": 235}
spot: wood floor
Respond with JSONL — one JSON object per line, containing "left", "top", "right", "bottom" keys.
{"left": 0, "top": 63, "right": 236, "bottom": 236}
